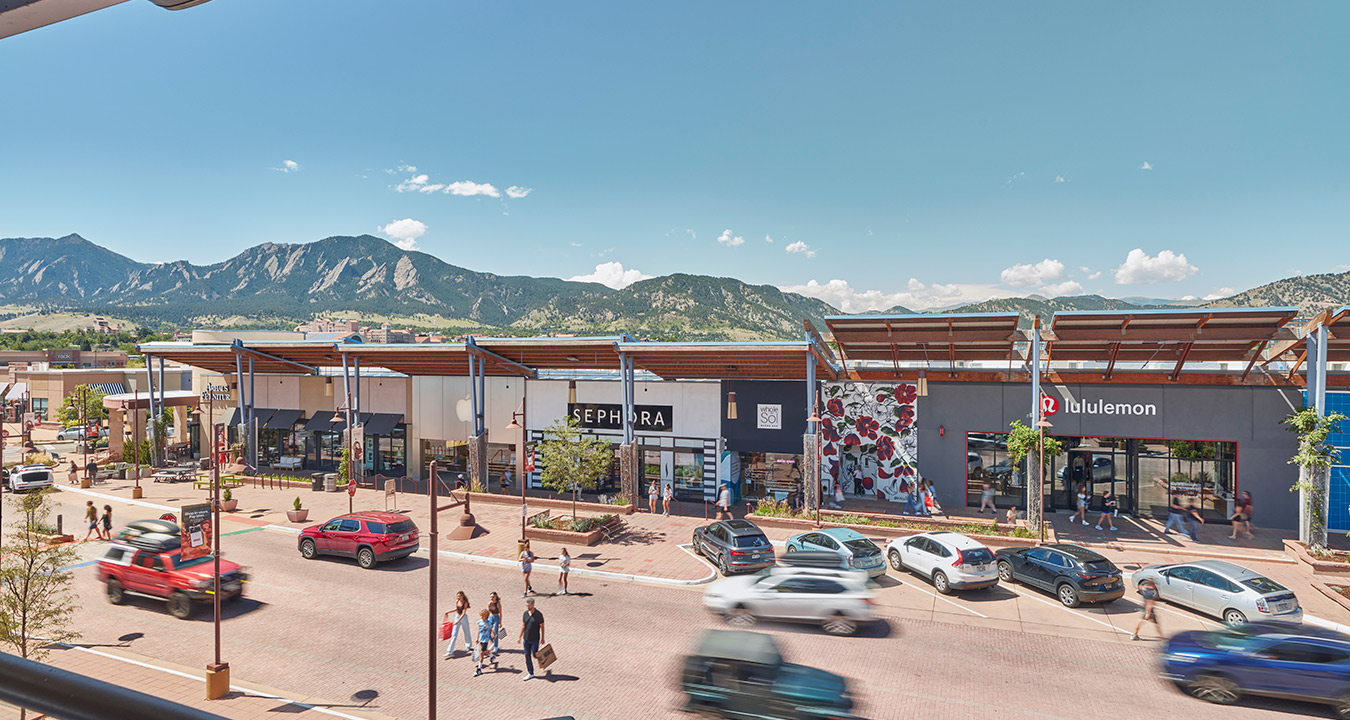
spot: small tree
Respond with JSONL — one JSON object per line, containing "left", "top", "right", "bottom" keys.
{"left": 1005, "top": 420, "right": 1065, "bottom": 533}
{"left": 0, "top": 490, "right": 81, "bottom": 719}
{"left": 1285, "top": 407, "right": 1346, "bottom": 552}
{"left": 538, "top": 417, "right": 612, "bottom": 519}
{"left": 55, "top": 384, "right": 107, "bottom": 428}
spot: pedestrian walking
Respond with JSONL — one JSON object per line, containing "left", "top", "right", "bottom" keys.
{"left": 557, "top": 547, "right": 571, "bottom": 595}
{"left": 67, "top": 461, "right": 78, "bottom": 485}
{"left": 1229, "top": 491, "right": 1254, "bottom": 539}
{"left": 1163, "top": 493, "right": 1188, "bottom": 535}
{"left": 852, "top": 465, "right": 864, "bottom": 496}
{"left": 443, "top": 591, "right": 472, "bottom": 658}
{"left": 487, "top": 592, "right": 503, "bottom": 660}
{"left": 1131, "top": 578, "right": 1163, "bottom": 641}
{"left": 473, "top": 609, "right": 495, "bottom": 676}
{"left": 502, "top": 470, "right": 513, "bottom": 490}
{"left": 828, "top": 481, "right": 842, "bottom": 509}
{"left": 925, "top": 479, "right": 942, "bottom": 514}
{"left": 85, "top": 459, "right": 98, "bottom": 484}
{"left": 662, "top": 480, "right": 672, "bottom": 517}
{"left": 648, "top": 480, "right": 658, "bottom": 515}
{"left": 717, "top": 483, "right": 731, "bottom": 519}
{"left": 519, "top": 597, "right": 545, "bottom": 681}
{"left": 901, "top": 479, "right": 919, "bottom": 515}
{"left": 100, "top": 504, "right": 113, "bottom": 540}
{"left": 1071, "top": 483, "right": 1090, "bottom": 526}
{"left": 979, "top": 481, "right": 996, "bottom": 514}
{"left": 520, "top": 545, "right": 536, "bottom": 597}
{"left": 456, "top": 473, "right": 467, "bottom": 490}
{"left": 1185, "top": 499, "right": 1205, "bottom": 541}
{"left": 1095, "top": 490, "right": 1117, "bottom": 531}
{"left": 82, "top": 500, "right": 99, "bottom": 541}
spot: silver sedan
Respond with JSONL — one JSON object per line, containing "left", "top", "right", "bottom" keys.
{"left": 1132, "top": 559, "right": 1301, "bottom": 626}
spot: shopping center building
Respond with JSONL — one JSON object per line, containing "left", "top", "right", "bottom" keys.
{"left": 139, "top": 305, "right": 1349, "bottom": 531}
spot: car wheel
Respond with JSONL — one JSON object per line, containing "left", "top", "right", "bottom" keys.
{"left": 888, "top": 549, "right": 903, "bottom": 571}
{"left": 785, "top": 544, "right": 796, "bottom": 554}
{"left": 1057, "top": 583, "right": 1081, "bottom": 608}
{"left": 1189, "top": 673, "right": 1240, "bottom": 705}
{"left": 997, "top": 561, "right": 1015, "bottom": 583}
{"left": 725, "top": 606, "right": 756, "bottom": 628}
{"left": 933, "top": 571, "right": 952, "bottom": 595}
{"left": 167, "top": 592, "right": 193, "bottom": 620}
{"left": 106, "top": 579, "right": 124, "bottom": 605}
{"left": 1223, "top": 608, "right": 1247, "bottom": 626}
{"left": 357, "top": 547, "right": 377, "bottom": 569}
{"left": 822, "top": 613, "right": 857, "bottom": 636}
{"left": 717, "top": 553, "right": 729, "bottom": 576}
{"left": 300, "top": 539, "right": 317, "bottom": 559}
{"left": 1335, "top": 694, "right": 1350, "bottom": 719}
{"left": 692, "top": 537, "right": 703, "bottom": 556}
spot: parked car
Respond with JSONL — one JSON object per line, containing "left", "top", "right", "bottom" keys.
{"left": 95, "top": 531, "right": 247, "bottom": 619}
{"left": 55, "top": 425, "right": 99, "bottom": 441}
{"left": 693, "top": 519, "right": 775, "bottom": 575}
{"left": 1161, "top": 621, "right": 1350, "bottom": 715}
{"left": 1134, "top": 559, "right": 1302, "bottom": 626}
{"left": 703, "top": 567, "right": 875, "bottom": 636}
{"left": 967, "top": 452, "right": 983, "bottom": 474}
{"left": 1057, "top": 456, "right": 1115, "bottom": 481}
{"left": 783, "top": 528, "right": 886, "bottom": 578}
{"left": 777, "top": 550, "right": 858, "bottom": 574}
{"left": 886, "top": 531, "right": 998, "bottom": 594}
{"left": 680, "top": 629, "right": 858, "bottom": 719}
{"left": 298, "top": 512, "right": 420, "bottom": 569}
{"left": 7, "top": 464, "right": 54, "bottom": 493}
{"left": 995, "top": 543, "right": 1124, "bottom": 607}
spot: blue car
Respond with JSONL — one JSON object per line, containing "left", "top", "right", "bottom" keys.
{"left": 783, "top": 528, "right": 886, "bottom": 578}
{"left": 1161, "top": 621, "right": 1350, "bottom": 716}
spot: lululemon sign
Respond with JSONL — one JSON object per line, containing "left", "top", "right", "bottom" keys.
{"left": 1040, "top": 394, "right": 1059, "bottom": 416}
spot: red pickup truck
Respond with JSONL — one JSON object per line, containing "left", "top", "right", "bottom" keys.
{"left": 95, "top": 520, "right": 247, "bottom": 620}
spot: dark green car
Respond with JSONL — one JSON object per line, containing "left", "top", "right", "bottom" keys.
{"left": 680, "top": 630, "right": 857, "bottom": 720}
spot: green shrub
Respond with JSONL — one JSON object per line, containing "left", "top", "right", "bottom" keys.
{"left": 223, "top": 487, "right": 233, "bottom": 502}
{"left": 823, "top": 513, "right": 873, "bottom": 526}
{"left": 293, "top": 496, "right": 303, "bottom": 511}
{"left": 1010, "top": 527, "right": 1036, "bottom": 539}
{"left": 607, "top": 493, "right": 632, "bottom": 506}
{"left": 752, "top": 499, "right": 795, "bottom": 518}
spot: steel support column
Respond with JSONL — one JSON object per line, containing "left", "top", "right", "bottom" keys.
{"left": 144, "top": 356, "right": 157, "bottom": 466}
{"left": 247, "top": 356, "right": 256, "bottom": 469}
{"left": 1029, "top": 316, "right": 1043, "bottom": 533}
{"left": 805, "top": 345, "right": 819, "bottom": 516}
{"left": 233, "top": 351, "right": 244, "bottom": 468}
{"left": 619, "top": 352, "right": 638, "bottom": 502}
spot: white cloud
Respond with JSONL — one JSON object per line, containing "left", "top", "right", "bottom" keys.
{"left": 764, "top": 235, "right": 774, "bottom": 243}
{"left": 686, "top": 229, "right": 696, "bottom": 240}
{"left": 506, "top": 185, "right": 533, "bottom": 199}
{"left": 379, "top": 218, "right": 427, "bottom": 251}
{"left": 1113, "top": 248, "right": 1199, "bottom": 284}
{"left": 1055, "top": 175, "right": 1066, "bottom": 183}
{"left": 275, "top": 160, "right": 300, "bottom": 173}
{"left": 566, "top": 262, "right": 653, "bottom": 290}
{"left": 780, "top": 278, "right": 1008, "bottom": 313}
{"left": 393, "top": 171, "right": 504, "bottom": 198}
{"left": 569, "top": 241, "right": 582, "bottom": 247}
{"left": 1041, "top": 280, "right": 1084, "bottom": 296}
{"left": 445, "top": 180, "right": 500, "bottom": 197}
{"left": 785, "top": 240, "right": 816, "bottom": 258}
{"left": 1006, "top": 171, "right": 1027, "bottom": 185}
{"left": 717, "top": 230, "right": 744, "bottom": 247}
{"left": 1000, "top": 258, "right": 1068, "bottom": 289}
{"left": 1139, "top": 161, "right": 1153, "bottom": 170}
{"left": 1087, "top": 271, "right": 1102, "bottom": 280}
{"left": 1203, "top": 287, "right": 1236, "bottom": 301}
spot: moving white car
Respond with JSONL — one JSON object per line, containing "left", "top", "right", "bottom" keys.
{"left": 7, "top": 464, "right": 55, "bottom": 493}
{"left": 886, "top": 531, "right": 999, "bottom": 594}
{"left": 702, "top": 567, "right": 875, "bottom": 636}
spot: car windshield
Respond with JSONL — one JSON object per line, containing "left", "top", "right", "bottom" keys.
{"left": 1241, "top": 576, "right": 1287, "bottom": 594}
{"left": 734, "top": 535, "right": 769, "bottom": 548}
{"left": 1195, "top": 628, "right": 1280, "bottom": 653}
{"left": 386, "top": 520, "right": 416, "bottom": 534}
{"left": 843, "top": 539, "right": 880, "bottom": 556}
{"left": 167, "top": 554, "right": 213, "bottom": 570}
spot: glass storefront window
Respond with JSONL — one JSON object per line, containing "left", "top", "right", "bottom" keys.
{"left": 738, "top": 452, "right": 804, "bottom": 500}
{"left": 421, "top": 440, "right": 468, "bottom": 482}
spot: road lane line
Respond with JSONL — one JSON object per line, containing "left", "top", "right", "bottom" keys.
{"left": 884, "top": 571, "right": 989, "bottom": 618}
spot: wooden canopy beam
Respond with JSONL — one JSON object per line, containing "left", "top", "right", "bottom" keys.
{"left": 1170, "top": 342, "right": 1195, "bottom": 381}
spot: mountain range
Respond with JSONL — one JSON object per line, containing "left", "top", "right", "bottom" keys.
{"left": 0, "top": 234, "right": 1345, "bottom": 339}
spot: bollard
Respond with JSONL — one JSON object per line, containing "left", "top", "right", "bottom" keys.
{"left": 57, "top": 514, "right": 63, "bottom": 535}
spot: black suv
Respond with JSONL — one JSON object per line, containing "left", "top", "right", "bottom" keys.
{"left": 995, "top": 543, "right": 1124, "bottom": 607}
{"left": 693, "top": 519, "right": 775, "bottom": 575}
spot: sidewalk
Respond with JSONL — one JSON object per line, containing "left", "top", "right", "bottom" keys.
{"left": 0, "top": 643, "right": 398, "bottom": 720}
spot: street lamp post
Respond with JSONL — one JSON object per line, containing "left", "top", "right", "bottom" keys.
{"left": 506, "top": 408, "right": 526, "bottom": 542}
{"left": 1036, "top": 419, "right": 1053, "bottom": 543}
{"left": 806, "top": 396, "right": 822, "bottom": 528}
{"left": 199, "top": 384, "right": 231, "bottom": 699}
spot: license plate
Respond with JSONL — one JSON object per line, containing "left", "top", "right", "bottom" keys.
{"left": 224, "top": 582, "right": 241, "bottom": 593}
{"left": 1278, "top": 602, "right": 1293, "bottom": 612}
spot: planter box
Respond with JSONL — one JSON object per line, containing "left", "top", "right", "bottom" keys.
{"left": 524, "top": 525, "right": 604, "bottom": 546}
{"left": 286, "top": 509, "right": 309, "bottom": 523}
{"left": 750, "top": 513, "right": 1043, "bottom": 548}
{"left": 24, "top": 531, "right": 74, "bottom": 545}
{"left": 220, "top": 499, "right": 238, "bottom": 512}
{"left": 1284, "top": 539, "right": 1350, "bottom": 576}
{"left": 467, "top": 491, "right": 635, "bottom": 516}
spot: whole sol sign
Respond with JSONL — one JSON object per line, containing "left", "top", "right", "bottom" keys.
{"left": 568, "top": 403, "right": 673, "bottom": 432}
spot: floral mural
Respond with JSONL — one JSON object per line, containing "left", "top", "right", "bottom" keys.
{"left": 819, "top": 381, "right": 918, "bottom": 502}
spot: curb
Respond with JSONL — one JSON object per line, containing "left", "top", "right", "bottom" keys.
{"left": 1084, "top": 539, "right": 1296, "bottom": 565}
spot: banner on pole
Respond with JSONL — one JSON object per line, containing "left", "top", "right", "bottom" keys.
{"left": 180, "top": 503, "right": 213, "bottom": 561}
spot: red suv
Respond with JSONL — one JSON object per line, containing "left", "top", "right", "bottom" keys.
{"left": 298, "top": 512, "right": 420, "bottom": 569}
{"left": 96, "top": 519, "right": 248, "bottom": 620}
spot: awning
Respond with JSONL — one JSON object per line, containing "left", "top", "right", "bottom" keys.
{"left": 264, "top": 409, "right": 305, "bottom": 429}
{"left": 4, "top": 382, "right": 26, "bottom": 399}
{"left": 330, "top": 412, "right": 373, "bottom": 433}
{"left": 248, "top": 408, "right": 278, "bottom": 428}
{"left": 222, "top": 408, "right": 242, "bottom": 426}
{"left": 303, "top": 411, "right": 338, "bottom": 432}
{"left": 91, "top": 383, "right": 126, "bottom": 395}
{"left": 362, "top": 413, "right": 403, "bottom": 435}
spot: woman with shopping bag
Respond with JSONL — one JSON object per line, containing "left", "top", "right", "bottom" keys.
{"left": 442, "top": 591, "right": 472, "bottom": 658}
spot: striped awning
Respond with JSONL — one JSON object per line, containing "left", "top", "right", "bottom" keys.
{"left": 3, "top": 382, "right": 26, "bottom": 399}
{"left": 91, "top": 383, "right": 126, "bottom": 395}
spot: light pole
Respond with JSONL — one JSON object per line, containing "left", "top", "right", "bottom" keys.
{"left": 806, "top": 397, "right": 822, "bottom": 528}
{"left": 199, "top": 384, "right": 231, "bottom": 699}
{"left": 506, "top": 408, "right": 526, "bottom": 542}
{"left": 1036, "top": 419, "right": 1053, "bottom": 542}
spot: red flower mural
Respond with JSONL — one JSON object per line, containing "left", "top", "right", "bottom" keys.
{"left": 821, "top": 418, "right": 841, "bottom": 443}
{"left": 826, "top": 398, "right": 845, "bottom": 417}
{"left": 856, "top": 415, "right": 880, "bottom": 439}
{"left": 896, "top": 405, "right": 915, "bottom": 429}
{"left": 894, "top": 384, "right": 918, "bottom": 405}
{"left": 842, "top": 434, "right": 861, "bottom": 447}
{"left": 875, "top": 435, "right": 895, "bottom": 461}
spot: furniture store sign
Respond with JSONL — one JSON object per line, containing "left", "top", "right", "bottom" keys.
{"left": 568, "top": 403, "right": 673, "bottom": 432}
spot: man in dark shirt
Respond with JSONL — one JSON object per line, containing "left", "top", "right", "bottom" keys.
{"left": 518, "top": 598, "right": 544, "bottom": 680}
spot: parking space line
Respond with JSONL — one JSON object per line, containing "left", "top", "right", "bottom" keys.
{"left": 1005, "top": 584, "right": 1129, "bottom": 634}
{"left": 887, "top": 572, "right": 989, "bottom": 618}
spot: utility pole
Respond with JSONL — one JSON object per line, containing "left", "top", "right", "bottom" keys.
{"left": 200, "top": 383, "right": 232, "bottom": 700}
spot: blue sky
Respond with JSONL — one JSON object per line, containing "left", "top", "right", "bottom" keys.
{"left": 2, "top": 1, "right": 1348, "bottom": 311}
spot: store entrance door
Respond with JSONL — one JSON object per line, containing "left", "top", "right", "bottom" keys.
{"left": 1060, "top": 451, "right": 1091, "bottom": 511}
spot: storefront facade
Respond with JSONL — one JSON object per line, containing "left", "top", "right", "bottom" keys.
{"left": 921, "top": 381, "right": 1303, "bottom": 530}
{"left": 719, "top": 380, "right": 808, "bottom": 504}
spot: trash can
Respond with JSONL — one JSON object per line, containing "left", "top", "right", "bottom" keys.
{"left": 324, "top": 473, "right": 338, "bottom": 492}
{"left": 311, "top": 474, "right": 325, "bottom": 492}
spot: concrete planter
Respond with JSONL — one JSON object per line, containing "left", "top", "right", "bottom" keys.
{"left": 1284, "top": 539, "right": 1350, "bottom": 576}
{"left": 286, "top": 509, "right": 309, "bottom": 523}
{"left": 467, "top": 491, "right": 635, "bottom": 516}
{"left": 220, "top": 499, "right": 238, "bottom": 512}
{"left": 25, "top": 531, "right": 74, "bottom": 545}
{"left": 522, "top": 514, "right": 621, "bottom": 547}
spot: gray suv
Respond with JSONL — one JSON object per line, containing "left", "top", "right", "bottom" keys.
{"left": 693, "top": 519, "right": 775, "bottom": 575}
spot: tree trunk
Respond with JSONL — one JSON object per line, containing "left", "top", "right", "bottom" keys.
{"left": 1026, "top": 452, "right": 1043, "bottom": 535}
{"left": 1302, "top": 464, "right": 1329, "bottom": 551}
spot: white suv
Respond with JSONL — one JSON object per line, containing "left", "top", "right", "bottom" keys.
{"left": 8, "top": 464, "right": 56, "bottom": 493}
{"left": 702, "top": 567, "right": 875, "bottom": 636}
{"left": 886, "top": 531, "right": 999, "bottom": 594}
